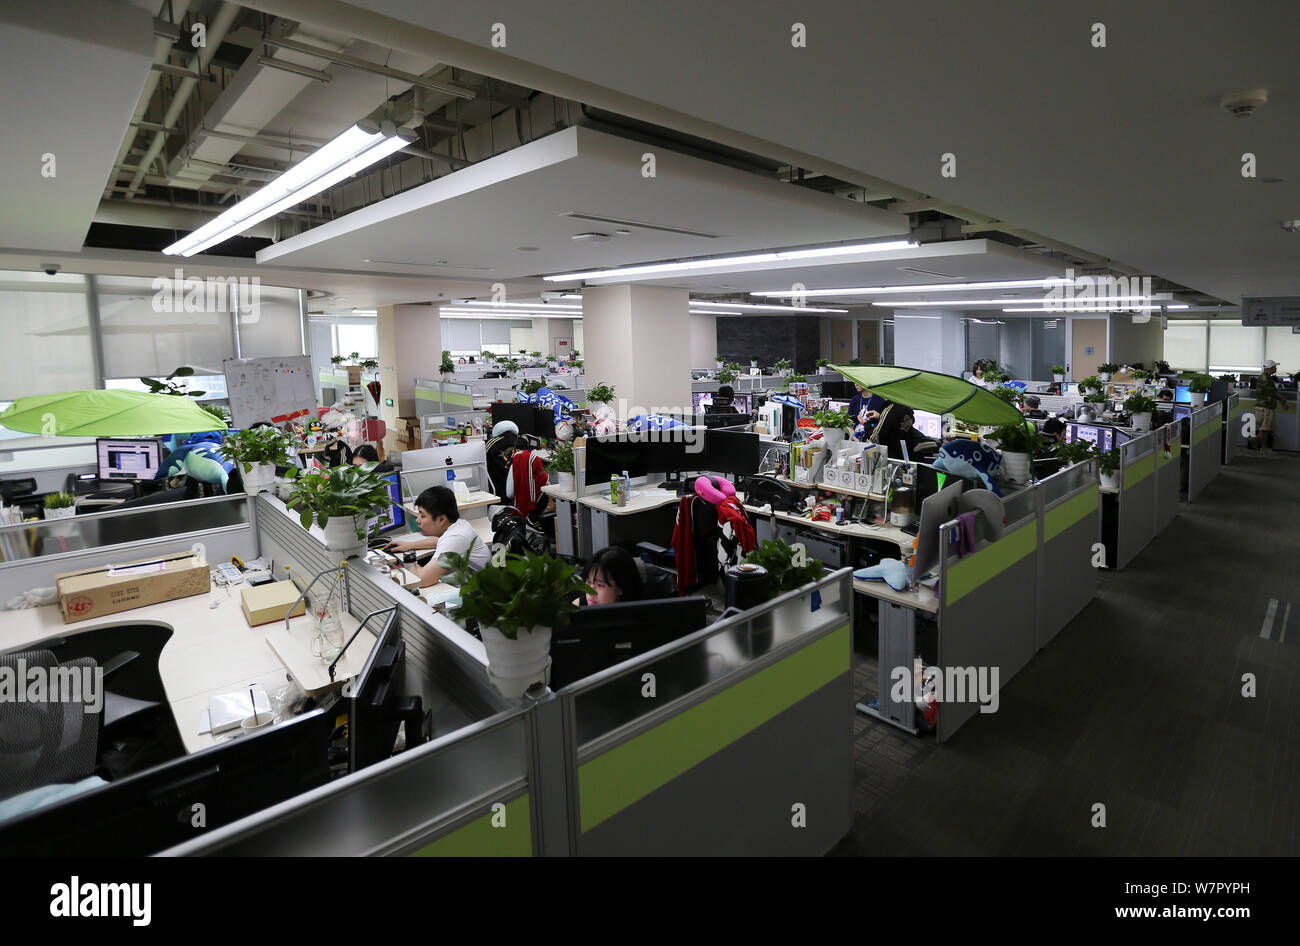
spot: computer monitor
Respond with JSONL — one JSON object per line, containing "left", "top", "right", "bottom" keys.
{"left": 96, "top": 438, "right": 162, "bottom": 481}
{"left": 586, "top": 435, "right": 650, "bottom": 482}
{"left": 819, "top": 380, "right": 855, "bottom": 399}
{"left": 701, "top": 412, "right": 746, "bottom": 430}
{"left": 550, "top": 596, "right": 711, "bottom": 690}
{"left": 642, "top": 436, "right": 690, "bottom": 474}
{"left": 912, "top": 409, "right": 943, "bottom": 441}
{"left": 348, "top": 607, "right": 425, "bottom": 773}
{"left": 694, "top": 392, "right": 753, "bottom": 414}
{"left": 913, "top": 479, "right": 963, "bottom": 579}
{"left": 1174, "top": 384, "right": 1191, "bottom": 404}
{"left": 1062, "top": 382, "right": 1079, "bottom": 396}
{"left": 1064, "top": 423, "right": 1114, "bottom": 453}
{"left": 532, "top": 406, "right": 558, "bottom": 440}
{"left": 1172, "top": 404, "right": 1192, "bottom": 420}
{"left": 490, "top": 402, "right": 537, "bottom": 435}
{"left": 367, "top": 472, "right": 405, "bottom": 536}
{"left": 704, "top": 430, "right": 760, "bottom": 475}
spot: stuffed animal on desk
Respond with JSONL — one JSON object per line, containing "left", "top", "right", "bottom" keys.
{"left": 627, "top": 414, "right": 688, "bottom": 432}
{"left": 932, "top": 439, "right": 1003, "bottom": 495}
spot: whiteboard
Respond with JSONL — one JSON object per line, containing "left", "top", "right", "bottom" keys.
{"left": 223, "top": 356, "right": 317, "bottom": 429}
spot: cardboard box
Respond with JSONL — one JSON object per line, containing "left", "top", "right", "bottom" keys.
{"left": 56, "top": 552, "right": 210, "bottom": 624}
{"left": 240, "top": 580, "right": 307, "bottom": 627}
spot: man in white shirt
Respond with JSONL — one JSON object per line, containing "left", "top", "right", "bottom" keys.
{"left": 386, "top": 485, "right": 490, "bottom": 586}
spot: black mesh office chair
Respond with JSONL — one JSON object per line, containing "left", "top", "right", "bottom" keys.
{"left": 0, "top": 651, "right": 101, "bottom": 803}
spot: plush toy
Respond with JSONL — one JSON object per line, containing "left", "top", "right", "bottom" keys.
{"left": 693, "top": 475, "right": 735, "bottom": 504}
{"left": 627, "top": 414, "right": 688, "bottom": 432}
{"left": 932, "top": 439, "right": 1003, "bottom": 495}
{"left": 181, "top": 443, "right": 234, "bottom": 493}
{"left": 854, "top": 559, "right": 910, "bottom": 591}
{"left": 156, "top": 431, "right": 225, "bottom": 480}
{"left": 554, "top": 417, "right": 577, "bottom": 442}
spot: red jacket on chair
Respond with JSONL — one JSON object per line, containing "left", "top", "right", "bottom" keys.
{"left": 509, "top": 451, "right": 548, "bottom": 518}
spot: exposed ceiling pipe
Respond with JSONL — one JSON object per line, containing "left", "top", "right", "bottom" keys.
{"left": 124, "top": 1, "right": 241, "bottom": 200}
{"left": 104, "top": 0, "right": 193, "bottom": 200}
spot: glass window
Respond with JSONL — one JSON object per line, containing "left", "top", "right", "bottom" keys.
{"left": 97, "top": 274, "right": 235, "bottom": 378}
{"left": 1208, "top": 321, "right": 1263, "bottom": 373}
{"left": 1264, "top": 327, "right": 1300, "bottom": 374}
{"left": 237, "top": 284, "right": 302, "bottom": 358}
{"left": 335, "top": 323, "right": 378, "bottom": 359}
{"left": 1162, "top": 320, "right": 1207, "bottom": 372}
{"left": 0, "top": 270, "right": 96, "bottom": 399}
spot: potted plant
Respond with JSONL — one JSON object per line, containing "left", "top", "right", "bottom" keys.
{"left": 787, "top": 372, "right": 808, "bottom": 386}
{"left": 521, "top": 378, "right": 546, "bottom": 396}
{"left": 1217, "top": 373, "right": 1237, "bottom": 387}
{"left": 1131, "top": 367, "right": 1151, "bottom": 382}
{"left": 441, "top": 549, "right": 593, "bottom": 698}
{"left": 482, "top": 350, "right": 496, "bottom": 362}
{"left": 774, "top": 357, "right": 792, "bottom": 378}
{"left": 749, "top": 354, "right": 760, "bottom": 369}
{"left": 360, "top": 358, "right": 380, "bottom": 373}
{"left": 43, "top": 492, "right": 76, "bottom": 520}
{"left": 739, "top": 538, "right": 827, "bottom": 635}
{"left": 990, "top": 384, "right": 1020, "bottom": 405}
{"left": 547, "top": 441, "right": 575, "bottom": 491}
{"left": 202, "top": 404, "right": 231, "bottom": 429}
{"left": 1096, "top": 447, "right": 1122, "bottom": 490}
{"left": 1050, "top": 363, "right": 1066, "bottom": 382}
{"left": 814, "top": 407, "right": 852, "bottom": 449}
{"left": 1085, "top": 391, "right": 1108, "bottom": 404}
{"left": 1098, "top": 362, "right": 1118, "bottom": 382}
{"left": 439, "top": 350, "right": 456, "bottom": 376}
{"left": 284, "top": 462, "right": 397, "bottom": 557}
{"left": 715, "top": 362, "right": 739, "bottom": 385}
{"left": 1123, "top": 391, "right": 1158, "bottom": 431}
{"left": 570, "top": 359, "right": 583, "bottom": 371}
{"left": 529, "top": 351, "right": 542, "bottom": 359}
{"left": 1153, "top": 360, "right": 1172, "bottom": 375}
{"left": 816, "top": 358, "right": 831, "bottom": 371}
{"left": 990, "top": 421, "right": 1043, "bottom": 485}
{"left": 1080, "top": 375, "right": 1102, "bottom": 393}
{"left": 715, "top": 354, "right": 725, "bottom": 367}
{"left": 984, "top": 366, "right": 1007, "bottom": 384}
{"left": 587, "top": 380, "right": 617, "bottom": 434}
{"left": 1054, "top": 439, "right": 1093, "bottom": 467}
{"left": 222, "top": 426, "right": 291, "bottom": 494}
{"left": 329, "top": 354, "right": 345, "bottom": 369}
{"left": 1188, "top": 374, "right": 1212, "bottom": 407}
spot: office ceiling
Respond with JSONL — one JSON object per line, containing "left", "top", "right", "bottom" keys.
{"left": 256, "top": 125, "right": 907, "bottom": 278}
{"left": 325, "top": 0, "right": 1300, "bottom": 304}
{"left": 0, "top": 2, "right": 156, "bottom": 251}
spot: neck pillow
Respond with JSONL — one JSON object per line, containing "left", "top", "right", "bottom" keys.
{"left": 693, "top": 475, "right": 735, "bottom": 505}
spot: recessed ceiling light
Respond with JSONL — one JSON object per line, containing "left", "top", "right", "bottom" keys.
{"left": 614, "top": 229, "right": 631, "bottom": 236}
{"left": 517, "top": 246, "right": 539, "bottom": 251}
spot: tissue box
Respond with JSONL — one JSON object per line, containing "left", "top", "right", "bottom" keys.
{"left": 240, "top": 580, "right": 307, "bottom": 627}
{"left": 56, "top": 552, "right": 210, "bottom": 624}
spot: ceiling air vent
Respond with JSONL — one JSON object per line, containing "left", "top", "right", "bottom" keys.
{"left": 561, "top": 211, "right": 719, "bottom": 239}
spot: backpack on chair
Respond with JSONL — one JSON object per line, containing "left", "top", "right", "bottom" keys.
{"left": 491, "top": 506, "right": 551, "bottom": 556}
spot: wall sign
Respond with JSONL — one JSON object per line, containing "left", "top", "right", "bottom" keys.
{"left": 1085, "top": 346, "right": 1094, "bottom": 355}
{"left": 1243, "top": 296, "right": 1300, "bottom": 326}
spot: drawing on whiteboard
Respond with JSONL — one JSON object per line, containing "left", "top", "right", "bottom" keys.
{"left": 224, "top": 357, "right": 316, "bottom": 429}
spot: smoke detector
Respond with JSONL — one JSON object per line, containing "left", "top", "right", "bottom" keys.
{"left": 1220, "top": 88, "right": 1268, "bottom": 117}
{"left": 571, "top": 232, "right": 612, "bottom": 244}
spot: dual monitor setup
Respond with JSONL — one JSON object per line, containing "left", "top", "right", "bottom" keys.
{"left": 584, "top": 429, "right": 760, "bottom": 484}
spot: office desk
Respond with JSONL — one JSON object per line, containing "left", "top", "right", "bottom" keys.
{"left": 577, "top": 488, "right": 681, "bottom": 556}
{"left": 542, "top": 484, "right": 578, "bottom": 556}
{"left": 2, "top": 582, "right": 366, "bottom": 754}
{"left": 742, "top": 502, "right": 915, "bottom": 556}
{"left": 402, "top": 489, "right": 499, "bottom": 520}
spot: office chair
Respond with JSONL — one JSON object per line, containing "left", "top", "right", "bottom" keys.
{"left": 638, "top": 494, "right": 723, "bottom": 595}
{"left": 634, "top": 557, "right": 678, "bottom": 599}
{"left": 0, "top": 651, "right": 101, "bottom": 803}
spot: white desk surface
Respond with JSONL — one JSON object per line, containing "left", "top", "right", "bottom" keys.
{"left": 541, "top": 483, "right": 576, "bottom": 501}
{"left": 852, "top": 577, "right": 940, "bottom": 614}
{"left": 2, "top": 580, "right": 365, "bottom": 754}
{"left": 578, "top": 488, "right": 681, "bottom": 516}
{"left": 742, "top": 501, "right": 915, "bottom": 553}
{"left": 402, "top": 490, "right": 498, "bottom": 518}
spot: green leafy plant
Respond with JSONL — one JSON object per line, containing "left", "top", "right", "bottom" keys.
{"left": 1095, "top": 447, "right": 1121, "bottom": 476}
{"left": 504, "top": 358, "right": 522, "bottom": 373}
{"left": 360, "top": 358, "right": 380, "bottom": 371}
{"left": 139, "top": 366, "right": 206, "bottom": 399}
{"left": 529, "top": 351, "right": 542, "bottom": 358}
{"left": 481, "top": 350, "right": 496, "bottom": 361}
{"left": 741, "top": 538, "right": 826, "bottom": 595}
{"left": 221, "top": 426, "right": 290, "bottom": 474}
{"left": 1050, "top": 364, "right": 1066, "bottom": 376}
{"left": 715, "top": 363, "right": 739, "bottom": 385}
{"left": 349, "top": 351, "right": 360, "bottom": 362}
{"left": 990, "top": 384, "right": 1020, "bottom": 404}
{"left": 774, "top": 357, "right": 792, "bottom": 373}
{"left": 1080, "top": 375, "right": 1102, "bottom": 391}
{"left": 1055, "top": 439, "right": 1093, "bottom": 466}
{"left": 990, "top": 421, "right": 1042, "bottom": 454}
{"left": 570, "top": 349, "right": 580, "bottom": 358}
{"left": 44, "top": 492, "right": 76, "bottom": 510}
{"left": 1217, "top": 373, "right": 1237, "bottom": 385}
{"left": 1085, "top": 391, "right": 1108, "bottom": 404}
{"left": 749, "top": 354, "right": 760, "bottom": 363}
{"left": 330, "top": 355, "right": 345, "bottom": 366}
{"left": 570, "top": 359, "right": 583, "bottom": 371}
{"left": 1123, "top": 392, "right": 1157, "bottom": 415}
{"left": 439, "top": 350, "right": 456, "bottom": 375}
{"left": 202, "top": 404, "right": 231, "bottom": 428}
{"left": 1188, "top": 374, "right": 1213, "bottom": 394}
{"left": 587, "top": 381, "right": 616, "bottom": 404}
{"left": 983, "top": 367, "right": 1007, "bottom": 384}
{"left": 1153, "top": 360, "right": 1172, "bottom": 374}
{"left": 521, "top": 378, "right": 546, "bottom": 395}
{"left": 814, "top": 408, "right": 852, "bottom": 430}
{"left": 816, "top": 358, "right": 830, "bottom": 369}
{"left": 547, "top": 441, "right": 574, "bottom": 474}
{"left": 284, "top": 463, "right": 397, "bottom": 540}
{"left": 440, "top": 550, "right": 593, "bottom": 639}
{"left": 1098, "top": 362, "right": 1118, "bottom": 374}
{"left": 787, "top": 372, "right": 808, "bottom": 385}
{"left": 1131, "top": 368, "right": 1151, "bottom": 381}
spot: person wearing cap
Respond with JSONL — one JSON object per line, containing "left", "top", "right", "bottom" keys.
{"left": 1020, "top": 394, "right": 1047, "bottom": 419}
{"left": 485, "top": 419, "right": 520, "bottom": 495}
{"left": 1255, "top": 360, "right": 1284, "bottom": 453}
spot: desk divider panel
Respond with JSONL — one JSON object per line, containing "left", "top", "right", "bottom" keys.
{"left": 1187, "top": 406, "right": 1221, "bottom": 502}
{"left": 1223, "top": 394, "right": 1240, "bottom": 464}
{"left": 937, "top": 508, "right": 1038, "bottom": 742}
{"left": 1116, "top": 433, "right": 1156, "bottom": 569}
{"left": 1154, "top": 422, "right": 1182, "bottom": 533}
{"left": 554, "top": 570, "right": 853, "bottom": 856}
{"left": 1036, "top": 460, "right": 1100, "bottom": 650}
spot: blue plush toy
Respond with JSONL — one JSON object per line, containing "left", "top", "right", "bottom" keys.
{"left": 518, "top": 386, "right": 578, "bottom": 422}
{"left": 156, "top": 431, "right": 225, "bottom": 479}
{"left": 627, "top": 414, "right": 688, "bottom": 432}
{"left": 932, "top": 439, "right": 1003, "bottom": 495}
{"left": 854, "top": 559, "right": 910, "bottom": 591}
{"left": 182, "top": 446, "right": 232, "bottom": 493}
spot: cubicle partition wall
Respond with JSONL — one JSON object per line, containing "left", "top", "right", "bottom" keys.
{"left": 1115, "top": 432, "right": 1157, "bottom": 569}
{"left": 1154, "top": 422, "right": 1182, "bottom": 533}
{"left": 0, "top": 495, "right": 251, "bottom": 603}
{"left": 1186, "top": 405, "right": 1222, "bottom": 502}
{"left": 546, "top": 569, "right": 853, "bottom": 856}
{"left": 1034, "top": 459, "right": 1100, "bottom": 651}
{"left": 414, "top": 377, "right": 475, "bottom": 413}
{"left": 935, "top": 491, "right": 1039, "bottom": 742}
{"left": 1222, "top": 393, "right": 1241, "bottom": 464}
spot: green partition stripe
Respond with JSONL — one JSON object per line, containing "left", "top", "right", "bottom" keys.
{"left": 1192, "top": 422, "right": 1221, "bottom": 445}
{"left": 945, "top": 522, "right": 1036, "bottom": 607}
{"left": 577, "top": 624, "right": 849, "bottom": 833}
{"left": 1123, "top": 453, "right": 1154, "bottom": 488}
{"left": 1156, "top": 439, "right": 1181, "bottom": 466}
{"left": 415, "top": 388, "right": 475, "bottom": 408}
{"left": 1044, "top": 486, "right": 1097, "bottom": 541}
{"left": 410, "top": 795, "right": 532, "bottom": 857}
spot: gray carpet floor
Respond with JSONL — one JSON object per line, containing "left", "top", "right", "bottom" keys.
{"left": 832, "top": 450, "right": 1300, "bottom": 856}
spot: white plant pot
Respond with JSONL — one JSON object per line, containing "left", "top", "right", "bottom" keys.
{"left": 821, "top": 427, "right": 846, "bottom": 450}
{"left": 1131, "top": 411, "right": 1153, "bottom": 432}
{"left": 1100, "top": 470, "right": 1122, "bottom": 490}
{"left": 1000, "top": 451, "right": 1032, "bottom": 485}
{"left": 750, "top": 361, "right": 758, "bottom": 368}
{"left": 243, "top": 462, "right": 276, "bottom": 495}
{"left": 322, "top": 515, "right": 366, "bottom": 557}
{"left": 1099, "top": 372, "right": 1112, "bottom": 382}
{"left": 480, "top": 624, "right": 552, "bottom": 698}
{"left": 1190, "top": 392, "right": 1205, "bottom": 407}
{"left": 44, "top": 506, "right": 75, "bottom": 520}
{"left": 555, "top": 471, "right": 575, "bottom": 491}
{"left": 1052, "top": 374, "right": 1064, "bottom": 383}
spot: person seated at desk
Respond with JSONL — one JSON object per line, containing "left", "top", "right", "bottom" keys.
{"left": 350, "top": 444, "right": 394, "bottom": 475}
{"left": 580, "top": 546, "right": 645, "bottom": 606}
{"left": 1020, "top": 394, "right": 1047, "bottom": 419}
{"left": 710, "top": 385, "right": 741, "bottom": 416}
{"left": 966, "top": 362, "right": 989, "bottom": 388}
{"left": 1039, "top": 417, "right": 1066, "bottom": 447}
{"left": 868, "top": 400, "right": 916, "bottom": 459}
{"left": 848, "top": 384, "right": 885, "bottom": 441}
{"left": 485, "top": 420, "right": 519, "bottom": 497}
{"left": 385, "top": 486, "right": 490, "bottom": 586}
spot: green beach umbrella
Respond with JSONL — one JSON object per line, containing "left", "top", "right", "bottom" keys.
{"left": 832, "top": 364, "right": 1025, "bottom": 427}
{"left": 0, "top": 389, "right": 224, "bottom": 437}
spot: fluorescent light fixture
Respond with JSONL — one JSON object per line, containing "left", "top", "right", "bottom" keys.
{"left": 690, "top": 309, "right": 743, "bottom": 316}
{"left": 689, "top": 300, "right": 849, "bottom": 314}
{"left": 455, "top": 300, "right": 582, "bottom": 311}
{"left": 438, "top": 308, "right": 580, "bottom": 319}
{"left": 752, "top": 277, "right": 1071, "bottom": 298}
{"left": 1000, "top": 305, "right": 1187, "bottom": 313}
{"left": 542, "top": 240, "right": 917, "bottom": 282}
{"left": 350, "top": 308, "right": 377, "bottom": 316}
{"left": 893, "top": 314, "right": 942, "bottom": 319}
{"left": 882, "top": 295, "right": 1169, "bottom": 307}
{"left": 163, "top": 121, "right": 416, "bottom": 256}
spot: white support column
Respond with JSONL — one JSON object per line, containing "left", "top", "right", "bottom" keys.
{"left": 583, "top": 285, "right": 692, "bottom": 419}
{"left": 379, "top": 303, "right": 441, "bottom": 422}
